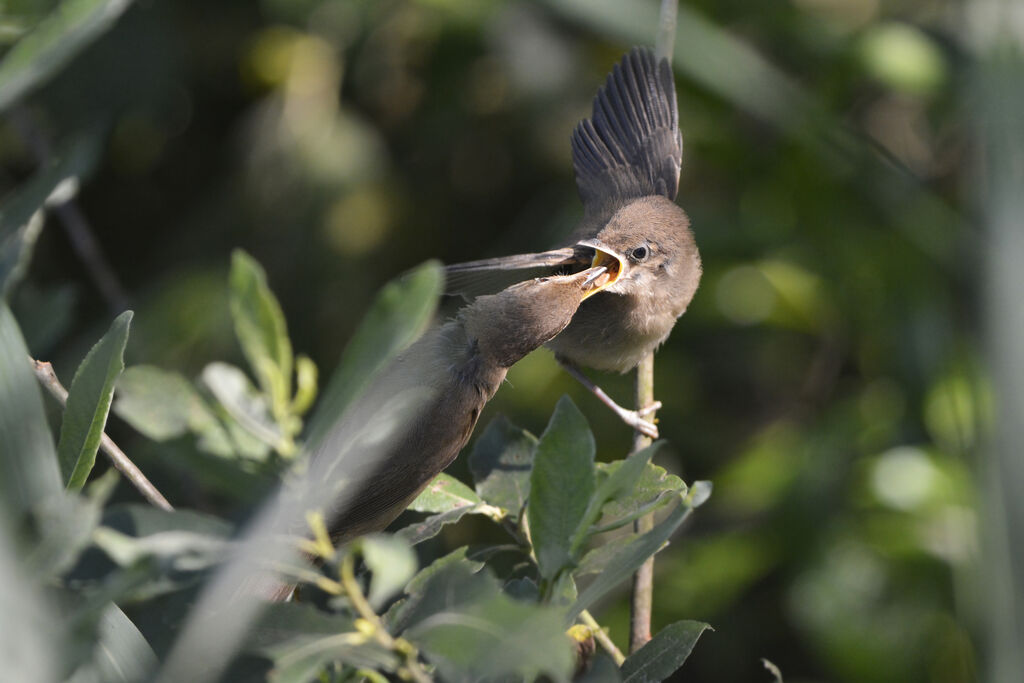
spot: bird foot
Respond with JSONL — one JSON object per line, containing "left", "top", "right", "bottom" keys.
{"left": 614, "top": 403, "right": 660, "bottom": 439}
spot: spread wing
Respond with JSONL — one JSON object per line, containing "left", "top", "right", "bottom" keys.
{"left": 571, "top": 47, "right": 682, "bottom": 221}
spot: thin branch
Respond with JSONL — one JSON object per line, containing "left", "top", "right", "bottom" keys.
{"left": 629, "top": 351, "right": 656, "bottom": 654}
{"left": 580, "top": 609, "right": 626, "bottom": 666}
{"left": 9, "top": 107, "right": 130, "bottom": 313}
{"left": 629, "top": 0, "right": 679, "bottom": 655}
{"left": 30, "top": 357, "right": 174, "bottom": 511}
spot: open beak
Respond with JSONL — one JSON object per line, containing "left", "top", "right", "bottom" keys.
{"left": 576, "top": 240, "right": 626, "bottom": 299}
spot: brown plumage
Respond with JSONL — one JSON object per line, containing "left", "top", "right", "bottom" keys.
{"left": 313, "top": 266, "right": 611, "bottom": 543}
{"left": 444, "top": 47, "right": 702, "bottom": 437}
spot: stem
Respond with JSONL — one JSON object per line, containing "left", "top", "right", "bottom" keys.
{"left": 580, "top": 609, "right": 626, "bottom": 666}
{"left": 30, "top": 357, "right": 174, "bottom": 511}
{"left": 629, "top": 352, "right": 656, "bottom": 654}
{"left": 340, "top": 552, "right": 432, "bottom": 683}
{"left": 629, "top": 0, "right": 678, "bottom": 655}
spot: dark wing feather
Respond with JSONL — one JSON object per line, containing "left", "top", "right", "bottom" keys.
{"left": 571, "top": 47, "right": 682, "bottom": 219}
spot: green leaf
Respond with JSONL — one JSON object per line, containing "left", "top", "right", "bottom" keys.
{"left": 0, "top": 0, "right": 135, "bottom": 112}
{"left": 229, "top": 250, "right": 292, "bottom": 418}
{"left": 592, "top": 460, "right": 688, "bottom": 534}
{"left": 101, "top": 503, "right": 233, "bottom": 539}
{"left": 569, "top": 494, "right": 703, "bottom": 622}
{"left": 114, "top": 365, "right": 209, "bottom": 440}
{"left": 619, "top": 620, "right": 710, "bottom": 683}
{"left": 0, "top": 134, "right": 99, "bottom": 298}
{"left": 360, "top": 534, "right": 417, "bottom": 609}
{"left": 26, "top": 469, "right": 117, "bottom": 580}
{"left": 409, "top": 472, "right": 482, "bottom": 514}
{"left": 0, "top": 520, "right": 62, "bottom": 682}
{"left": 468, "top": 415, "right": 537, "bottom": 517}
{"left": 249, "top": 603, "right": 398, "bottom": 681}
{"left": 0, "top": 304, "right": 61, "bottom": 518}
{"left": 56, "top": 310, "right": 132, "bottom": 490}
{"left": 290, "top": 354, "right": 318, "bottom": 416}
{"left": 305, "top": 261, "right": 443, "bottom": 448}
{"left": 396, "top": 505, "right": 480, "bottom": 546}
{"left": 69, "top": 603, "right": 159, "bottom": 683}
{"left": 571, "top": 442, "right": 666, "bottom": 552}
{"left": 527, "top": 396, "right": 596, "bottom": 579}
{"left": 401, "top": 563, "right": 574, "bottom": 682}
{"left": 201, "top": 361, "right": 279, "bottom": 456}
{"left": 405, "top": 547, "right": 484, "bottom": 597}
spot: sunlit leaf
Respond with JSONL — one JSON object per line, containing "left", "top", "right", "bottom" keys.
{"left": 305, "top": 261, "right": 443, "bottom": 449}
{"left": 569, "top": 494, "right": 703, "bottom": 621}
{"left": 57, "top": 310, "right": 132, "bottom": 490}
{"left": 619, "top": 620, "right": 710, "bottom": 683}
{"left": 408, "top": 472, "right": 482, "bottom": 514}
{"left": 468, "top": 416, "right": 537, "bottom": 517}
{"left": 572, "top": 443, "right": 668, "bottom": 548}
{"left": 0, "top": 0, "right": 135, "bottom": 112}
{"left": 361, "top": 534, "right": 417, "bottom": 609}
{"left": 592, "top": 460, "right": 687, "bottom": 534}
{"left": 527, "top": 396, "right": 596, "bottom": 579}
{"left": 396, "top": 505, "right": 481, "bottom": 546}
{"left": 201, "top": 361, "right": 279, "bottom": 457}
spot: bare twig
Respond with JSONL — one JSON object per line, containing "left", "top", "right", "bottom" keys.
{"left": 629, "top": 351, "right": 656, "bottom": 654}
{"left": 9, "top": 107, "right": 130, "bottom": 313}
{"left": 580, "top": 609, "right": 626, "bottom": 666}
{"left": 29, "top": 357, "right": 174, "bottom": 511}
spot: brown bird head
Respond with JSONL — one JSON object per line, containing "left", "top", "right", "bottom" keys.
{"left": 462, "top": 266, "right": 614, "bottom": 368}
{"left": 579, "top": 195, "right": 702, "bottom": 321}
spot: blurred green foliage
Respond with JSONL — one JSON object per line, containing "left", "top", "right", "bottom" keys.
{"left": 0, "top": 0, "right": 989, "bottom": 681}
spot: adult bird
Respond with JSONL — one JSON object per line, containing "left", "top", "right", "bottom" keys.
{"left": 445, "top": 47, "right": 701, "bottom": 439}
{"left": 311, "top": 264, "right": 615, "bottom": 545}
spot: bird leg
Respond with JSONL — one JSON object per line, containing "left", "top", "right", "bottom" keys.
{"left": 557, "top": 358, "right": 661, "bottom": 439}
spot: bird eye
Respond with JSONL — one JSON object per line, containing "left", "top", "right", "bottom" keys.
{"left": 629, "top": 245, "right": 650, "bottom": 263}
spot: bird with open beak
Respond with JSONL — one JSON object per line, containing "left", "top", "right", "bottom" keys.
{"left": 446, "top": 47, "right": 702, "bottom": 439}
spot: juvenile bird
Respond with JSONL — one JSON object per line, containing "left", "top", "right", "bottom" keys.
{"left": 445, "top": 47, "right": 701, "bottom": 439}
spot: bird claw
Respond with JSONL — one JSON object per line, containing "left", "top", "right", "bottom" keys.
{"left": 618, "top": 408, "right": 660, "bottom": 439}
{"left": 637, "top": 401, "right": 662, "bottom": 418}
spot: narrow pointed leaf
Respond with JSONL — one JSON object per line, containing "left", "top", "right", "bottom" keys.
{"left": 57, "top": 310, "right": 132, "bottom": 490}
{"left": 229, "top": 250, "right": 292, "bottom": 415}
{"left": 528, "top": 396, "right": 596, "bottom": 579}
{"left": 620, "top": 620, "right": 710, "bottom": 683}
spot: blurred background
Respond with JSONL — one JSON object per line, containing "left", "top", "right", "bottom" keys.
{"left": 2, "top": 0, "right": 1003, "bottom": 680}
